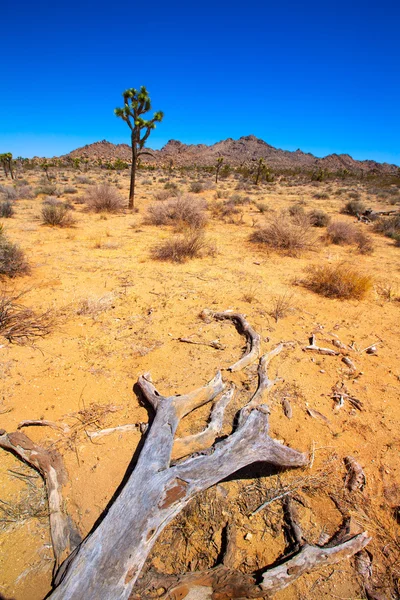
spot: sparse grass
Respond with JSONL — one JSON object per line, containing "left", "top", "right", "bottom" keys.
{"left": 269, "top": 292, "right": 295, "bottom": 322}
{"left": 250, "top": 213, "right": 314, "bottom": 256}
{"left": 76, "top": 293, "right": 115, "bottom": 317}
{"left": 305, "top": 263, "right": 372, "bottom": 299}
{"left": 145, "top": 195, "right": 207, "bottom": 229}
{"left": 41, "top": 199, "right": 75, "bottom": 227}
{"left": 84, "top": 184, "right": 124, "bottom": 213}
{"left": 309, "top": 209, "right": 330, "bottom": 227}
{"left": 151, "top": 230, "right": 214, "bottom": 262}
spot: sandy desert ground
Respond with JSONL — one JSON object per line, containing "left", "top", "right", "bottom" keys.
{"left": 0, "top": 166, "right": 399, "bottom": 599}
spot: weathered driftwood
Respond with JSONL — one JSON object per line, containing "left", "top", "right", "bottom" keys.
{"left": 132, "top": 516, "right": 370, "bottom": 599}
{"left": 303, "top": 334, "right": 338, "bottom": 356}
{"left": 48, "top": 357, "right": 307, "bottom": 600}
{"left": 207, "top": 309, "right": 262, "bottom": 371}
{"left": 0, "top": 429, "right": 80, "bottom": 572}
{"left": 86, "top": 423, "right": 143, "bottom": 440}
{"left": 17, "top": 419, "right": 71, "bottom": 434}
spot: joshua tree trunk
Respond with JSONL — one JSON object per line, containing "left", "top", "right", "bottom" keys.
{"left": 129, "top": 142, "right": 137, "bottom": 210}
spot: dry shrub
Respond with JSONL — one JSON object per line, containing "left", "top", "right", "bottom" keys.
{"left": 305, "top": 263, "right": 372, "bottom": 299}
{"left": 309, "top": 209, "right": 330, "bottom": 227}
{"left": 76, "top": 293, "right": 115, "bottom": 317}
{"left": 151, "top": 230, "right": 214, "bottom": 263}
{"left": 211, "top": 200, "right": 242, "bottom": 223}
{"left": 145, "top": 195, "right": 207, "bottom": 229}
{"left": 189, "top": 182, "right": 204, "bottom": 193}
{"left": 0, "top": 290, "right": 53, "bottom": 343}
{"left": 41, "top": 199, "right": 75, "bottom": 227}
{"left": 250, "top": 213, "right": 314, "bottom": 256}
{"left": 153, "top": 189, "right": 173, "bottom": 202}
{"left": 326, "top": 221, "right": 374, "bottom": 253}
{"left": 0, "top": 233, "right": 29, "bottom": 278}
{"left": 0, "top": 201, "right": 14, "bottom": 218}
{"left": 373, "top": 215, "right": 400, "bottom": 240}
{"left": 84, "top": 184, "right": 124, "bottom": 212}
{"left": 342, "top": 199, "right": 366, "bottom": 216}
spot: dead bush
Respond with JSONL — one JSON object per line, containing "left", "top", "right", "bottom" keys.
{"left": 305, "top": 263, "right": 372, "bottom": 299}
{"left": 41, "top": 199, "right": 75, "bottom": 227}
{"left": 84, "top": 184, "right": 124, "bottom": 213}
{"left": 250, "top": 213, "right": 314, "bottom": 256}
{"left": 373, "top": 215, "right": 400, "bottom": 240}
{"left": 189, "top": 182, "right": 204, "bottom": 193}
{"left": 355, "top": 230, "right": 374, "bottom": 254}
{"left": 151, "top": 231, "right": 214, "bottom": 263}
{"left": 0, "top": 201, "right": 14, "bottom": 218}
{"left": 145, "top": 195, "right": 207, "bottom": 229}
{"left": 0, "top": 290, "right": 53, "bottom": 344}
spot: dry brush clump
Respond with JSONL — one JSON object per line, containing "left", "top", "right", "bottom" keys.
{"left": 341, "top": 198, "right": 366, "bottom": 216}
{"left": 250, "top": 212, "right": 315, "bottom": 256}
{"left": 0, "top": 290, "right": 53, "bottom": 344}
{"left": 84, "top": 184, "right": 124, "bottom": 213}
{"left": 41, "top": 199, "right": 75, "bottom": 227}
{"left": 0, "top": 201, "right": 14, "bottom": 218}
{"left": 373, "top": 215, "right": 400, "bottom": 246}
{"left": 326, "top": 221, "right": 374, "bottom": 254}
{"left": 151, "top": 230, "right": 215, "bottom": 263}
{"left": 0, "top": 229, "right": 29, "bottom": 278}
{"left": 308, "top": 209, "right": 330, "bottom": 227}
{"left": 145, "top": 195, "right": 207, "bottom": 230}
{"left": 304, "top": 263, "right": 373, "bottom": 299}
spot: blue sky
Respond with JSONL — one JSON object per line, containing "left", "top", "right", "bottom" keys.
{"left": 1, "top": 0, "right": 399, "bottom": 164}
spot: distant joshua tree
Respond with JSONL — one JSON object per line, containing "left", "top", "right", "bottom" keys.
{"left": 0, "top": 153, "right": 14, "bottom": 179}
{"left": 215, "top": 157, "right": 224, "bottom": 183}
{"left": 115, "top": 86, "right": 164, "bottom": 209}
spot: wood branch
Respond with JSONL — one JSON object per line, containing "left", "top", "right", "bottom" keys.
{"left": 303, "top": 334, "right": 338, "bottom": 356}
{"left": 178, "top": 337, "right": 225, "bottom": 350}
{"left": 172, "top": 386, "right": 234, "bottom": 460}
{"left": 207, "top": 310, "right": 261, "bottom": 371}
{"left": 238, "top": 343, "right": 292, "bottom": 427}
{"left": 133, "top": 530, "right": 371, "bottom": 599}
{"left": 0, "top": 429, "right": 80, "bottom": 572}
{"left": 17, "top": 419, "right": 71, "bottom": 434}
{"left": 86, "top": 423, "right": 144, "bottom": 440}
{"left": 48, "top": 366, "right": 306, "bottom": 600}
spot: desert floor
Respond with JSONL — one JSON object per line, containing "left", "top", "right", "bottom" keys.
{"left": 0, "top": 167, "right": 399, "bottom": 599}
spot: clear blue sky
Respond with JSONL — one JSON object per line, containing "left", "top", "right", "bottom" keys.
{"left": 1, "top": 0, "right": 399, "bottom": 164}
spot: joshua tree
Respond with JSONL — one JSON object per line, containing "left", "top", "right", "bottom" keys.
{"left": 0, "top": 153, "right": 14, "bottom": 179}
{"left": 215, "top": 157, "right": 224, "bottom": 183}
{"left": 115, "top": 86, "right": 164, "bottom": 209}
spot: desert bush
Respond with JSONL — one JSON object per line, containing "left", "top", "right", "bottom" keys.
{"left": 41, "top": 200, "right": 75, "bottom": 227}
{"left": 348, "top": 191, "right": 361, "bottom": 200}
{"left": 75, "top": 176, "right": 92, "bottom": 184}
{"left": 255, "top": 201, "right": 269, "bottom": 214}
{"left": 342, "top": 199, "right": 366, "bottom": 216}
{"left": 151, "top": 230, "right": 213, "bottom": 263}
{"left": 305, "top": 263, "right": 372, "bottom": 299}
{"left": 63, "top": 186, "right": 78, "bottom": 194}
{"left": 84, "top": 184, "right": 124, "bottom": 213}
{"left": 313, "top": 192, "right": 329, "bottom": 200}
{"left": 189, "top": 182, "right": 204, "bottom": 194}
{"left": 211, "top": 201, "right": 242, "bottom": 223}
{"left": 373, "top": 215, "right": 400, "bottom": 239}
{"left": 145, "top": 195, "right": 207, "bottom": 229}
{"left": 309, "top": 209, "right": 330, "bottom": 227}
{"left": 250, "top": 213, "right": 314, "bottom": 256}
{"left": 35, "top": 184, "right": 60, "bottom": 197}
{"left": 288, "top": 203, "right": 306, "bottom": 217}
{"left": 229, "top": 193, "right": 251, "bottom": 205}
{"left": 355, "top": 230, "right": 374, "bottom": 254}
{"left": 153, "top": 190, "right": 173, "bottom": 202}
{"left": 326, "top": 221, "right": 359, "bottom": 245}
{"left": 0, "top": 201, "right": 14, "bottom": 218}
{"left": 0, "top": 235, "right": 29, "bottom": 277}
{"left": 164, "top": 181, "right": 179, "bottom": 192}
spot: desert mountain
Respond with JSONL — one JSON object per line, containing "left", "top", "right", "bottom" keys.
{"left": 63, "top": 135, "right": 398, "bottom": 174}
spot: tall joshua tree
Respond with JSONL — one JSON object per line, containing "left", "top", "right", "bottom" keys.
{"left": 215, "top": 157, "right": 224, "bottom": 183}
{"left": 115, "top": 87, "right": 164, "bottom": 209}
{"left": 0, "top": 153, "right": 14, "bottom": 179}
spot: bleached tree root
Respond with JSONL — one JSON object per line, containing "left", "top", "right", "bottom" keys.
{"left": 0, "top": 429, "right": 80, "bottom": 572}
{"left": 303, "top": 335, "right": 338, "bottom": 356}
{"left": 204, "top": 310, "right": 262, "bottom": 371}
{"left": 133, "top": 527, "right": 370, "bottom": 599}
